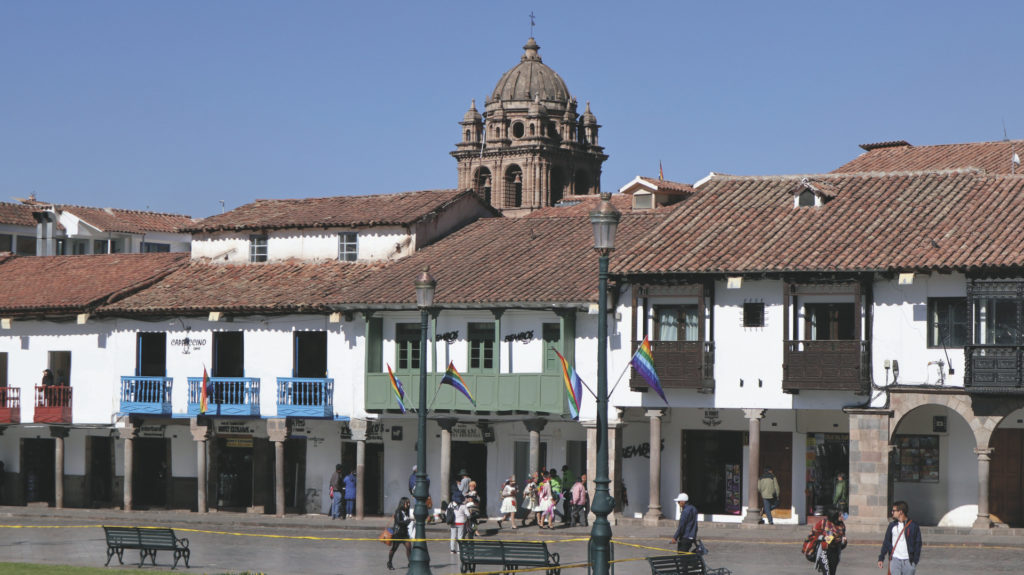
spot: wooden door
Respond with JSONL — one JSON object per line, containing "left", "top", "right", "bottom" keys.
{"left": 990, "top": 428, "right": 1023, "bottom": 526}
{"left": 761, "top": 431, "right": 793, "bottom": 514}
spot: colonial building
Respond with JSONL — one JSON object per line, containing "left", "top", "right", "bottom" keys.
{"left": 452, "top": 38, "right": 607, "bottom": 216}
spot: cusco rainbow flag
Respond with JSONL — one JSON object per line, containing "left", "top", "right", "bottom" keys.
{"left": 440, "top": 362, "right": 476, "bottom": 406}
{"left": 553, "top": 349, "right": 583, "bottom": 420}
{"left": 631, "top": 336, "right": 667, "bottom": 404}
{"left": 386, "top": 364, "right": 407, "bottom": 414}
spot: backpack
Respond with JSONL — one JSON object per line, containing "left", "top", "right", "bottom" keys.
{"left": 444, "top": 503, "right": 457, "bottom": 526}
{"left": 802, "top": 533, "right": 820, "bottom": 562}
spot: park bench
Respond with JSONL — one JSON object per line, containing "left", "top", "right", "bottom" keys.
{"left": 501, "top": 541, "right": 560, "bottom": 575}
{"left": 458, "top": 539, "right": 505, "bottom": 573}
{"left": 647, "top": 553, "right": 707, "bottom": 575}
{"left": 103, "top": 526, "right": 191, "bottom": 569}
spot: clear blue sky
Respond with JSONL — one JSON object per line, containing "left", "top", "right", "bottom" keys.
{"left": 3, "top": 1, "right": 1022, "bottom": 218}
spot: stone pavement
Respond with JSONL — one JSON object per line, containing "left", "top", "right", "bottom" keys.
{"left": 0, "top": 506, "right": 1021, "bottom": 574}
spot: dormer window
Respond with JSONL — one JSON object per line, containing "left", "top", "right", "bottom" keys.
{"left": 793, "top": 178, "right": 837, "bottom": 208}
{"left": 633, "top": 192, "right": 654, "bottom": 210}
{"left": 798, "top": 190, "right": 816, "bottom": 207}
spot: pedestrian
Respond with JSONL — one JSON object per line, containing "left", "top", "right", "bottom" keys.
{"left": 757, "top": 466, "right": 780, "bottom": 524}
{"left": 877, "top": 500, "right": 922, "bottom": 575}
{"left": 809, "top": 508, "right": 847, "bottom": 575}
{"left": 570, "top": 473, "right": 588, "bottom": 527}
{"left": 521, "top": 472, "right": 540, "bottom": 527}
{"left": 560, "top": 465, "right": 575, "bottom": 522}
{"left": 342, "top": 469, "right": 357, "bottom": 519}
{"left": 498, "top": 476, "right": 518, "bottom": 529}
{"left": 408, "top": 465, "right": 417, "bottom": 495}
{"left": 458, "top": 468, "right": 471, "bottom": 498}
{"left": 329, "top": 464, "right": 343, "bottom": 519}
{"left": 671, "top": 492, "right": 698, "bottom": 553}
{"left": 547, "top": 468, "right": 563, "bottom": 523}
{"left": 539, "top": 472, "right": 555, "bottom": 528}
{"left": 449, "top": 497, "right": 470, "bottom": 554}
{"left": 386, "top": 497, "right": 413, "bottom": 570}
{"left": 833, "top": 472, "right": 848, "bottom": 514}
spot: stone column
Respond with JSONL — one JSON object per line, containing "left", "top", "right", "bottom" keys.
{"left": 644, "top": 409, "right": 665, "bottom": 525}
{"left": 116, "top": 417, "right": 136, "bottom": 511}
{"left": 350, "top": 419, "right": 369, "bottom": 520}
{"left": 973, "top": 447, "right": 994, "bottom": 529}
{"left": 437, "top": 418, "right": 457, "bottom": 502}
{"left": 267, "top": 419, "right": 288, "bottom": 517}
{"left": 742, "top": 409, "right": 765, "bottom": 524}
{"left": 190, "top": 418, "right": 210, "bottom": 513}
{"left": 51, "top": 426, "right": 69, "bottom": 509}
{"left": 524, "top": 419, "right": 547, "bottom": 479}
{"left": 845, "top": 409, "right": 892, "bottom": 527}
{"left": 609, "top": 420, "right": 624, "bottom": 524}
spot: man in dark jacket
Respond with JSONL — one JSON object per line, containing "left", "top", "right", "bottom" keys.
{"left": 757, "top": 466, "right": 780, "bottom": 525}
{"left": 877, "top": 500, "right": 922, "bottom": 574}
{"left": 671, "top": 492, "right": 698, "bottom": 553}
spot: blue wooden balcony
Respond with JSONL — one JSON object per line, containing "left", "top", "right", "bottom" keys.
{"left": 187, "top": 377, "right": 261, "bottom": 416}
{"left": 365, "top": 371, "right": 566, "bottom": 414}
{"left": 276, "top": 378, "right": 334, "bottom": 418}
{"left": 120, "top": 376, "right": 173, "bottom": 415}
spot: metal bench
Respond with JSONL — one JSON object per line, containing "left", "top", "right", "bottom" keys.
{"left": 647, "top": 553, "right": 707, "bottom": 575}
{"left": 103, "top": 526, "right": 190, "bottom": 569}
{"left": 502, "top": 541, "right": 560, "bottom": 575}
{"left": 458, "top": 539, "right": 505, "bottom": 573}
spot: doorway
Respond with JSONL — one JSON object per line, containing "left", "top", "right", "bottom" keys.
{"left": 215, "top": 436, "right": 254, "bottom": 509}
{"left": 341, "top": 441, "right": 384, "bottom": 515}
{"left": 133, "top": 437, "right": 169, "bottom": 508}
{"left": 87, "top": 436, "right": 114, "bottom": 507}
{"left": 48, "top": 351, "right": 72, "bottom": 386}
{"left": 680, "top": 430, "right": 743, "bottom": 515}
{"left": 213, "top": 332, "right": 244, "bottom": 377}
{"left": 284, "top": 438, "right": 307, "bottom": 513}
{"left": 452, "top": 442, "right": 488, "bottom": 509}
{"left": 990, "top": 428, "right": 1024, "bottom": 526}
{"left": 761, "top": 431, "right": 794, "bottom": 516}
{"left": 137, "top": 333, "right": 167, "bottom": 376}
{"left": 22, "top": 438, "right": 55, "bottom": 505}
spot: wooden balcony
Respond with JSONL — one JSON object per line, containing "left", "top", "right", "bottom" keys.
{"left": 629, "top": 340, "right": 715, "bottom": 393}
{"left": 187, "top": 377, "right": 260, "bottom": 416}
{"left": 34, "top": 385, "right": 72, "bottom": 423}
{"left": 783, "top": 340, "right": 868, "bottom": 393}
{"left": 119, "top": 376, "right": 173, "bottom": 415}
{"left": 276, "top": 378, "right": 334, "bottom": 418}
{"left": 0, "top": 387, "right": 20, "bottom": 424}
{"left": 965, "top": 346, "right": 1024, "bottom": 393}
{"left": 365, "top": 371, "right": 565, "bottom": 414}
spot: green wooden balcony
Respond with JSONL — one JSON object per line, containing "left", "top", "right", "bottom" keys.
{"left": 365, "top": 371, "right": 568, "bottom": 414}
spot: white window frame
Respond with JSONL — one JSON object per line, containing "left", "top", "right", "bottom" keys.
{"left": 338, "top": 232, "right": 358, "bottom": 262}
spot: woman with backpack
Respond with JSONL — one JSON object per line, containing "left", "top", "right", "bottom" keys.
{"left": 803, "top": 508, "right": 847, "bottom": 575}
{"left": 498, "top": 476, "right": 518, "bottom": 529}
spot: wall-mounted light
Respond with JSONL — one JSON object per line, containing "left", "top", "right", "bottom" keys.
{"left": 76, "top": 313, "right": 90, "bottom": 325}
{"left": 727, "top": 277, "right": 743, "bottom": 289}
{"left": 898, "top": 273, "right": 914, "bottom": 285}
{"left": 892, "top": 360, "right": 900, "bottom": 384}
{"left": 0, "top": 318, "right": 11, "bottom": 330}
{"left": 208, "top": 311, "right": 223, "bottom": 322}
{"left": 329, "top": 312, "right": 342, "bottom": 323}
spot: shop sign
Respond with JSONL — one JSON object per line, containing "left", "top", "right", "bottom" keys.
{"left": 340, "top": 421, "right": 385, "bottom": 442}
{"left": 224, "top": 437, "right": 254, "bottom": 448}
{"left": 290, "top": 419, "right": 308, "bottom": 437}
{"left": 216, "top": 422, "right": 255, "bottom": 436}
{"left": 702, "top": 409, "right": 722, "bottom": 427}
{"left": 138, "top": 425, "right": 165, "bottom": 438}
{"left": 450, "top": 423, "right": 483, "bottom": 441}
{"left": 169, "top": 327, "right": 206, "bottom": 355}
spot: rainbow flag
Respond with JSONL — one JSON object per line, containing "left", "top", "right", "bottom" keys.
{"left": 386, "top": 364, "right": 407, "bottom": 414}
{"left": 553, "top": 349, "right": 583, "bottom": 420}
{"left": 631, "top": 336, "right": 667, "bottom": 404}
{"left": 440, "top": 362, "right": 476, "bottom": 406}
{"left": 199, "top": 365, "right": 209, "bottom": 414}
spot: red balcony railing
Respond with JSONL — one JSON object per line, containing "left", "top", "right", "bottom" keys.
{"left": 34, "top": 385, "right": 72, "bottom": 423}
{"left": 0, "top": 387, "right": 20, "bottom": 424}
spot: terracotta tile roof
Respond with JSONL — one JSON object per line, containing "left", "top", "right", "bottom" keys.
{"left": 0, "top": 253, "right": 188, "bottom": 315}
{"left": 101, "top": 260, "right": 382, "bottom": 315}
{"left": 637, "top": 177, "right": 696, "bottom": 195}
{"left": 834, "top": 139, "right": 1024, "bottom": 174}
{"left": 21, "top": 199, "right": 193, "bottom": 233}
{"left": 181, "top": 189, "right": 488, "bottom": 232}
{"left": 614, "top": 171, "right": 1024, "bottom": 275}
{"left": 524, "top": 193, "right": 675, "bottom": 218}
{"left": 0, "top": 202, "right": 39, "bottom": 227}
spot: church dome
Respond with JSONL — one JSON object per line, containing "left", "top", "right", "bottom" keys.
{"left": 490, "top": 38, "right": 570, "bottom": 105}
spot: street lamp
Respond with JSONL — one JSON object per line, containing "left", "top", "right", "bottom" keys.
{"left": 410, "top": 268, "right": 436, "bottom": 575}
{"left": 588, "top": 193, "right": 620, "bottom": 575}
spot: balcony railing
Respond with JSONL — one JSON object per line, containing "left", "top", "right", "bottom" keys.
{"left": 783, "top": 340, "right": 868, "bottom": 392}
{"left": 277, "top": 378, "right": 334, "bottom": 418}
{"left": 365, "top": 371, "right": 565, "bottom": 413}
{"left": 34, "top": 385, "right": 72, "bottom": 423}
{"left": 0, "top": 387, "right": 20, "bottom": 424}
{"left": 119, "top": 376, "right": 173, "bottom": 415}
{"left": 629, "top": 340, "right": 715, "bottom": 393}
{"left": 187, "top": 377, "right": 260, "bottom": 416}
{"left": 965, "top": 346, "right": 1024, "bottom": 393}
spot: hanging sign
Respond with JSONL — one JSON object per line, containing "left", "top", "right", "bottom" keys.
{"left": 138, "top": 425, "right": 165, "bottom": 438}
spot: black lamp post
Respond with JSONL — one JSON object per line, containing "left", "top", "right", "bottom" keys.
{"left": 588, "top": 193, "right": 620, "bottom": 575}
{"left": 410, "top": 268, "right": 436, "bottom": 575}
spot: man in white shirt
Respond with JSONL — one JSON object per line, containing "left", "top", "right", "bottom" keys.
{"left": 877, "top": 500, "right": 922, "bottom": 574}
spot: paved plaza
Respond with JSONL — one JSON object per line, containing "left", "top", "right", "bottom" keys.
{"left": 0, "top": 507, "right": 1022, "bottom": 574}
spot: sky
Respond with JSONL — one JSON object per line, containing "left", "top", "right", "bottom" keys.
{"left": 3, "top": 1, "right": 1023, "bottom": 219}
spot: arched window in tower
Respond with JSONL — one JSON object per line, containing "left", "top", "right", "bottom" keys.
{"left": 512, "top": 122, "right": 525, "bottom": 139}
{"left": 550, "top": 167, "right": 566, "bottom": 206}
{"left": 574, "top": 170, "right": 592, "bottom": 196}
{"left": 529, "top": 123, "right": 536, "bottom": 136}
{"left": 465, "top": 129, "right": 471, "bottom": 142}
{"left": 505, "top": 165, "right": 524, "bottom": 208}
{"left": 474, "top": 167, "right": 492, "bottom": 205}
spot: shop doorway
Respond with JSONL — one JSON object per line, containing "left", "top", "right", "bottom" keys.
{"left": 805, "top": 433, "right": 849, "bottom": 515}
{"left": 215, "top": 437, "right": 254, "bottom": 510}
{"left": 680, "top": 430, "right": 743, "bottom": 515}
{"left": 990, "top": 428, "right": 1024, "bottom": 526}
{"left": 761, "top": 431, "right": 793, "bottom": 516}
{"left": 452, "top": 442, "right": 488, "bottom": 508}
{"left": 133, "top": 437, "right": 169, "bottom": 508}
{"left": 22, "top": 438, "right": 55, "bottom": 505}
{"left": 341, "top": 441, "right": 384, "bottom": 516}
{"left": 87, "top": 436, "right": 114, "bottom": 507}
{"left": 284, "top": 438, "right": 306, "bottom": 513}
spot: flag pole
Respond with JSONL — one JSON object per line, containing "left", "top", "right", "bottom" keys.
{"left": 607, "top": 360, "right": 632, "bottom": 397}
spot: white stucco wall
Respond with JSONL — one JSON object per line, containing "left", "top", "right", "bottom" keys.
{"left": 190, "top": 226, "right": 413, "bottom": 264}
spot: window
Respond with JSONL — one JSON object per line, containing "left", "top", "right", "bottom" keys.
{"left": 249, "top": 235, "right": 268, "bottom": 262}
{"left": 396, "top": 323, "right": 420, "bottom": 370}
{"left": 543, "top": 323, "right": 561, "bottom": 372}
{"left": 633, "top": 193, "right": 653, "bottom": 210}
{"left": 798, "top": 190, "right": 816, "bottom": 207}
{"left": 512, "top": 122, "right": 525, "bottom": 138}
{"left": 654, "top": 305, "right": 699, "bottom": 341}
{"left": 15, "top": 236, "right": 36, "bottom": 255}
{"left": 136, "top": 333, "right": 167, "bottom": 377}
{"left": 142, "top": 242, "right": 170, "bottom": 253}
{"left": 468, "top": 322, "right": 495, "bottom": 370}
{"left": 72, "top": 240, "right": 87, "bottom": 255}
{"left": 743, "top": 302, "right": 765, "bottom": 328}
{"left": 48, "top": 350, "right": 71, "bottom": 386}
{"left": 0, "top": 234, "right": 11, "bottom": 252}
{"left": 0, "top": 352, "right": 7, "bottom": 387}
{"left": 338, "top": 232, "right": 358, "bottom": 262}
{"left": 894, "top": 435, "right": 940, "bottom": 482}
{"left": 974, "top": 298, "right": 1020, "bottom": 345}
{"left": 805, "top": 303, "right": 855, "bottom": 340}
{"left": 93, "top": 240, "right": 109, "bottom": 254}
{"left": 928, "top": 298, "right": 966, "bottom": 348}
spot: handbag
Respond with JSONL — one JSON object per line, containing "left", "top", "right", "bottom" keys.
{"left": 695, "top": 539, "right": 708, "bottom": 557}
{"left": 378, "top": 526, "right": 394, "bottom": 546}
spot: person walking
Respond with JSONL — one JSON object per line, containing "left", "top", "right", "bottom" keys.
{"left": 521, "top": 472, "right": 540, "bottom": 527}
{"left": 757, "top": 466, "right": 780, "bottom": 525}
{"left": 833, "top": 472, "right": 848, "bottom": 514}
{"left": 877, "top": 500, "right": 922, "bottom": 575}
{"left": 560, "top": 465, "right": 575, "bottom": 523}
{"left": 386, "top": 497, "right": 413, "bottom": 570}
{"left": 328, "top": 464, "right": 343, "bottom": 519}
{"left": 538, "top": 473, "right": 554, "bottom": 528}
{"left": 570, "top": 474, "right": 588, "bottom": 527}
{"left": 671, "top": 492, "right": 698, "bottom": 553}
{"left": 342, "top": 469, "right": 356, "bottom": 519}
{"left": 448, "top": 497, "right": 470, "bottom": 554}
{"left": 809, "top": 508, "right": 847, "bottom": 575}
{"left": 498, "top": 476, "right": 518, "bottom": 529}
{"left": 547, "top": 469, "right": 564, "bottom": 524}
